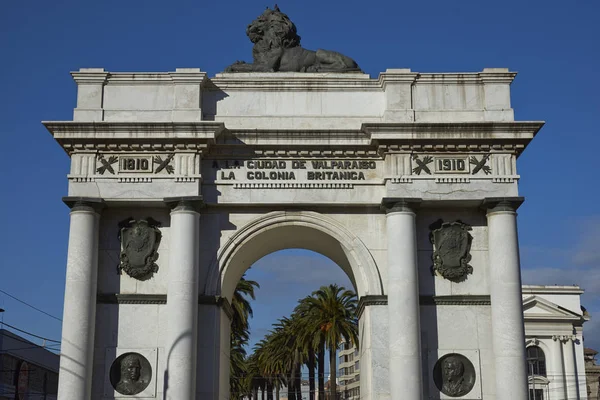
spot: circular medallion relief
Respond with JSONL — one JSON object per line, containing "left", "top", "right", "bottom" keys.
{"left": 110, "top": 352, "right": 152, "bottom": 396}
{"left": 433, "top": 353, "right": 476, "bottom": 397}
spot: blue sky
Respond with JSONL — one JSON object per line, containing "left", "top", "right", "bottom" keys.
{"left": 1, "top": 0, "right": 599, "bottom": 362}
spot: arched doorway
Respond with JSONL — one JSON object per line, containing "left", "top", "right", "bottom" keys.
{"left": 201, "top": 211, "right": 385, "bottom": 399}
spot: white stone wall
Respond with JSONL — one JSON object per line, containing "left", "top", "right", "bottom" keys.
{"left": 47, "top": 67, "right": 544, "bottom": 400}
{"left": 71, "top": 68, "right": 516, "bottom": 127}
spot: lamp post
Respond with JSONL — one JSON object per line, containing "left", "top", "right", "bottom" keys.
{"left": 527, "top": 357, "right": 536, "bottom": 400}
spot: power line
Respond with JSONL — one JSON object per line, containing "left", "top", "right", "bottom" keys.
{"left": 0, "top": 289, "right": 62, "bottom": 322}
{"left": 1, "top": 322, "right": 60, "bottom": 344}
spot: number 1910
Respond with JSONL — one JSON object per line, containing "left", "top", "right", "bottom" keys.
{"left": 436, "top": 158, "right": 467, "bottom": 173}
{"left": 120, "top": 157, "right": 150, "bottom": 171}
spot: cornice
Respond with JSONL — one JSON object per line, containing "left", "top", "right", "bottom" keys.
{"left": 356, "top": 295, "right": 491, "bottom": 317}
{"left": 71, "top": 69, "right": 208, "bottom": 86}
{"left": 209, "top": 72, "right": 377, "bottom": 91}
{"left": 70, "top": 68, "right": 109, "bottom": 85}
{"left": 97, "top": 294, "right": 166, "bottom": 304}
{"left": 198, "top": 295, "right": 234, "bottom": 320}
{"left": 365, "top": 122, "right": 543, "bottom": 156}
{"left": 223, "top": 129, "right": 370, "bottom": 146}
{"left": 522, "top": 285, "right": 584, "bottom": 295}
{"left": 44, "top": 122, "right": 543, "bottom": 157}
{"left": 420, "top": 295, "right": 491, "bottom": 306}
{"left": 356, "top": 295, "right": 387, "bottom": 318}
{"left": 43, "top": 121, "right": 225, "bottom": 155}
{"left": 364, "top": 122, "right": 544, "bottom": 140}
{"left": 96, "top": 293, "right": 234, "bottom": 319}
{"left": 208, "top": 69, "right": 517, "bottom": 91}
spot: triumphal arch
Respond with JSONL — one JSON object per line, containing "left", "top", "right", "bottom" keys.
{"left": 46, "top": 7, "right": 543, "bottom": 400}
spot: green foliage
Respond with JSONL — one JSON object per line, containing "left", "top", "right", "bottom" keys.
{"left": 244, "top": 283, "right": 358, "bottom": 400}
{"left": 230, "top": 275, "right": 259, "bottom": 399}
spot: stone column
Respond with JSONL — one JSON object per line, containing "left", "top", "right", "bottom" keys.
{"left": 561, "top": 335, "right": 578, "bottom": 400}
{"left": 383, "top": 198, "right": 423, "bottom": 400}
{"left": 164, "top": 197, "right": 202, "bottom": 400}
{"left": 484, "top": 198, "right": 528, "bottom": 400}
{"left": 57, "top": 197, "right": 103, "bottom": 400}
{"left": 551, "top": 336, "right": 567, "bottom": 399}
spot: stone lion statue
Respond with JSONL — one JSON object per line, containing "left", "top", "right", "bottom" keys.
{"left": 225, "top": 6, "right": 361, "bottom": 73}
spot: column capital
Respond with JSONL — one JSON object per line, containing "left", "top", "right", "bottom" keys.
{"left": 482, "top": 197, "right": 524, "bottom": 213}
{"left": 164, "top": 196, "right": 204, "bottom": 212}
{"left": 381, "top": 197, "right": 421, "bottom": 214}
{"left": 62, "top": 197, "right": 105, "bottom": 213}
{"left": 553, "top": 334, "right": 576, "bottom": 343}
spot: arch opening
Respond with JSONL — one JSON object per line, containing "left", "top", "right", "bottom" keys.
{"left": 209, "top": 211, "right": 383, "bottom": 303}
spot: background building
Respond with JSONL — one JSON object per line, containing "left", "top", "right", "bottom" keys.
{"left": 338, "top": 343, "right": 359, "bottom": 399}
{"left": 523, "top": 285, "right": 588, "bottom": 400}
{"left": 585, "top": 348, "right": 600, "bottom": 400}
{"left": 339, "top": 285, "right": 590, "bottom": 400}
{"left": 0, "top": 329, "right": 59, "bottom": 400}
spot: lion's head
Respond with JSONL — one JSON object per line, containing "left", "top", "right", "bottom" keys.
{"left": 246, "top": 6, "right": 301, "bottom": 50}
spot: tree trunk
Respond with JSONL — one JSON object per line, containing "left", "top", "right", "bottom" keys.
{"left": 262, "top": 385, "right": 265, "bottom": 400}
{"left": 329, "top": 343, "right": 337, "bottom": 400}
{"left": 276, "top": 382, "right": 280, "bottom": 400}
{"left": 288, "top": 375, "right": 296, "bottom": 400}
{"left": 308, "top": 350, "right": 316, "bottom": 400}
{"left": 296, "top": 361, "right": 302, "bottom": 399}
{"left": 318, "top": 342, "right": 325, "bottom": 400}
{"left": 267, "top": 380, "right": 274, "bottom": 400}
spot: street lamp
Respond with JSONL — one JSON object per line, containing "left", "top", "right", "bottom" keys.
{"left": 526, "top": 357, "right": 537, "bottom": 400}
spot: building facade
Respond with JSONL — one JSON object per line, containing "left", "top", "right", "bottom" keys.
{"left": 523, "top": 285, "right": 589, "bottom": 400}
{"left": 0, "top": 329, "right": 59, "bottom": 400}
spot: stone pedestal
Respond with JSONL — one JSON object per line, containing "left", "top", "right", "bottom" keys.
{"left": 486, "top": 198, "right": 528, "bottom": 400}
{"left": 164, "top": 198, "right": 201, "bottom": 400}
{"left": 57, "top": 198, "right": 103, "bottom": 400}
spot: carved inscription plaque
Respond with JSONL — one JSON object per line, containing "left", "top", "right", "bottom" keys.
{"left": 210, "top": 159, "right": 380, "bottom": 183}
{"left": 434, "top": 157, "right": 469, "bottom": 174}
{"left": 119, "top": 156, "right": 153, "bottom": 173}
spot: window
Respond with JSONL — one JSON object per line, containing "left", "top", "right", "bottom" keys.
{"left": 526, "top": 346, "right": 547, "bottom": 377}
{"left": 529, "top": 388, "right": 544, "bottom": 400}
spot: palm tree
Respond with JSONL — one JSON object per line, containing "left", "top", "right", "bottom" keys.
{"left": 303, "top": 284, "right": 358, "bottom": 400}
{"left": 230, "top": 275, "right": 260, "bottom": 398}
{"left": 293, "top": 297, "right": 320, "bottom": 400}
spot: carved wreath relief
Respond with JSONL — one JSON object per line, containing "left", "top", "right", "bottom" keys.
{"left": 110, "top": 353, "right": 152, "bottom": 396}
{"left": 119, "top": 219, "right": 161, "bottom": 280}
{"left": 430, "top": 219, "right": 473, "bottom": 282}
{"left": 433, "top": 353, "right": 476, "bottom": 397}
